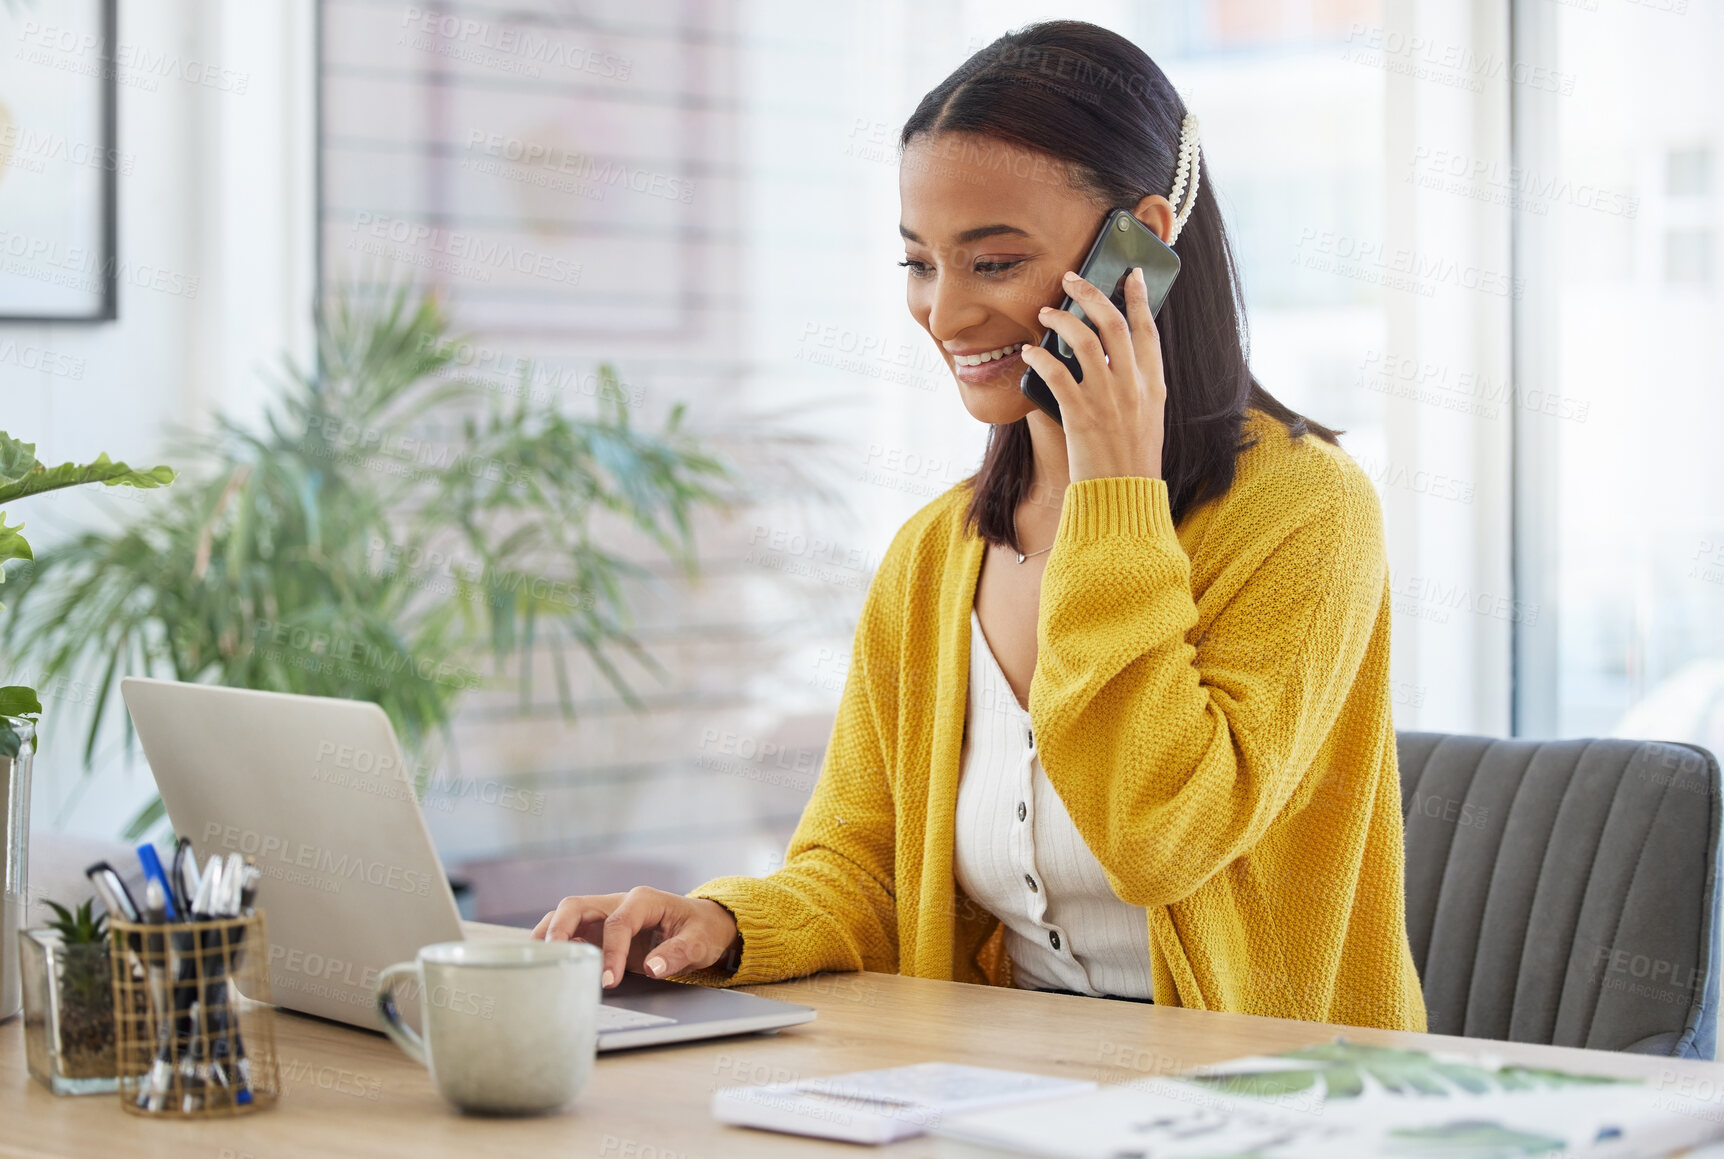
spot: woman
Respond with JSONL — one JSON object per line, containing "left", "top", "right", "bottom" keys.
{"left": 535, "top": 21, "right": 1427, "bottom": 1032}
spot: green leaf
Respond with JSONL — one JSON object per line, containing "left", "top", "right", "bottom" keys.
{"left": 1385, "top": 1121, "right": 1566, "bottom": 1154}
{"left": 0, "top": 433, "right": 38, "bottom": 485}
{"left": 0, "top": 723, "right": 19, "bottom": 760}
{"left": 1199, "top": 1069, "right": 1319, "bottom": 1099}
{"left": 42, "top": 897, "right": 107, "bottom": 943}
{"left": 0, "top": 513, "right": 31, "bottom": 570}
{"left": 0, "top": 454, "right": 176, "bottom": 505}
{"left": 121, "top": 795, "right": 168, "bottom": 842}
{"left": 0, "top": 686, "right": 42, "bottom": 719}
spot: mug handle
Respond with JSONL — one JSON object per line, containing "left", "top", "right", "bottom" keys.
{"left": 375, "top": 961, "right": 427, "bottom": 1066}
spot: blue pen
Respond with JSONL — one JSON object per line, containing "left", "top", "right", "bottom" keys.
{"left": 135, "top": 843, "right": 180, "bottom": 921}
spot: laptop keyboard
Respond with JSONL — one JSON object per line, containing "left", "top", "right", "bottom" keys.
{"left": 596, "top": 1004, "right": 678, "bottom": 1032}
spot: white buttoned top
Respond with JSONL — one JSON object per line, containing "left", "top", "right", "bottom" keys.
{"left": 952, "top": 607, "right": 1156, "bottom": 999}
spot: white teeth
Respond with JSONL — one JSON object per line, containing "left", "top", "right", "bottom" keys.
{"left": 953, "top": 342, "right": 1026, "bottom": 367}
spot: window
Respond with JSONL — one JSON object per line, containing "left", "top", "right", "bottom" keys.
{"left": 1147, "top": 0, "right": 1513, "bottom": 734}
{"left": 1513, "top": 0, "right": 1724, "bottom": 752}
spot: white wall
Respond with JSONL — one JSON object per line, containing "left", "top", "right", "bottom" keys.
{"left": 2, "top": 0, "right": 316, "bottom": 835}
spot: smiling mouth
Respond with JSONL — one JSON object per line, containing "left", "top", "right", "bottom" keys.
{"left": 952, "top": 342, "right": 1027, "bottom": 367}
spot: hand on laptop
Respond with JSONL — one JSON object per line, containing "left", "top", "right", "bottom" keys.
{"left": 533, "top": 887, "right": 741, "bottom": 989}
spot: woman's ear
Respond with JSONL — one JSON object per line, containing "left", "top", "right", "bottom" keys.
{"left": 1132, "top": 194, "right": 1176, "bottom": 244}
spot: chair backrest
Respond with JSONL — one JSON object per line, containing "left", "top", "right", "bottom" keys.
{"left": 1398, "top": 731, "right": 1722, "bottom": 1057}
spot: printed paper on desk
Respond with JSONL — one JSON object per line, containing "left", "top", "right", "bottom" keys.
{"left": 930, "top": 1040, "right": 1724, "bottom": 1158}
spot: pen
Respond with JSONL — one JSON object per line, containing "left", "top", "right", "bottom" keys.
{"left": 136, "top": 843, "right": 180, "bottom": 922}
{"left": 192, "top": 854, "right": 221, "bottom": 917}
{"left": 181, "top": 998, "right": 206, "bottom": 1113}
{"left": 227, "top": 860, "right": 259, "bottom": 1103}
{"left": 183, "top": 852, "right": 230, "bottom": 1108}
{"left": 201, "top": 854, "right": 253, "bottom": 1106}
{"left": 171, "top": 837, "right": 199, "bottom": 916}
{"left": 219, "top": 853, "right": 245, "bottom": 916}
{"left": 86, "top": 861, "right": 151, "bottom": 1030}
{"left": 150, "top": 876, "right": 203, "bottom": 1113}
{"left": 139, "top": 879, "right": 174, "bottom": 1111}
{"left": 86, "top": 861, "right": 144, "bottom": 952}
{"left": 84, "top": 860, "right": 140, "bottom": 924}
{"left": 238, "top": 863, "right": 260, "bottom": 912}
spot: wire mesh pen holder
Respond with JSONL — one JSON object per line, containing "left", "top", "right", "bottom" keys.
{"left": 109, "top": 910, "right": 280, "bottom": 1117}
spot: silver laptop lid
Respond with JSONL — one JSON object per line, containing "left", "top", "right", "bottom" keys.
{"left": 119, "top": 677, "right": 465, "bottom": 1025}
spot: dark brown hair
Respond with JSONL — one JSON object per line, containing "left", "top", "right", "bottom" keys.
{"left": 900, "top": 20, "right": 1341, "bottom": 552}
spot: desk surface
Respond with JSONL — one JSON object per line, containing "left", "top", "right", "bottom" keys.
{"left": 8, "top": 922, "right": 1724, "bottom": 1158}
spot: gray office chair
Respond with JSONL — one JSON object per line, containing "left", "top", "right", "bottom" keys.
{"left": 1398, "top": 731, "right": 1722, "bottom": 1058}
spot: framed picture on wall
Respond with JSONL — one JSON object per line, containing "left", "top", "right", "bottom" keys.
{"left": 0, "top": 0, "right": 117, "bottom": 322}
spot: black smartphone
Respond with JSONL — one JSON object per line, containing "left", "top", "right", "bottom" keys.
{"left": 1020, "top": 208, "right": 1181, "bottom": 425}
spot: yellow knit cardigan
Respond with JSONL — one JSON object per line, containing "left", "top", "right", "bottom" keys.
{"left": 684, "top": 408, "right": 1428, "bottom": 1032}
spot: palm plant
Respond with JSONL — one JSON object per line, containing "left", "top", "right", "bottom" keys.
{"left": 4, "top": 286, "right": 742, "bottom": 835}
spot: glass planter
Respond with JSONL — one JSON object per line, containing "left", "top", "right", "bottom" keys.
{"left": 20, "top": 928, "right": 118, "bottom": 1095}
{"left": 0, "top": 722, "right": 33, "bottom": 1022}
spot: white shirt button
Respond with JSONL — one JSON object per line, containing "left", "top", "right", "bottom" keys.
{"left": 1049, "top": 930, "right": 1061, "bottom": 951}
{"left": 1017, "top": 801, "right": 1027, "bottom": 822}
{"left": 1024, "top": 874, "right": 1038, "bottom": 893}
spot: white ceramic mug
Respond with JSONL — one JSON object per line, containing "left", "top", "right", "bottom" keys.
{"left": 375, "top": 939, "right": 600, "bottom": 1114}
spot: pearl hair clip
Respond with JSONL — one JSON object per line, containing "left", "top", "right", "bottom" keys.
{"left": 1164, "top": 113, "right": 1202, "bottom": 246}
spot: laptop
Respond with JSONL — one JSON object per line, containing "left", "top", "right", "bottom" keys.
{"left": 118, "top": 677, "right": 815, "bottom": 1051}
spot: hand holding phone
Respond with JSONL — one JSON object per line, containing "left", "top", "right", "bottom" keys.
{"left": 1020, "top": 209, "right": 1180, "bottom": 426}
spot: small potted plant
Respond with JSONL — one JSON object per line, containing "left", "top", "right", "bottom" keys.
{"left": 20, "top": 898, "right": 118, "bottom": 1094}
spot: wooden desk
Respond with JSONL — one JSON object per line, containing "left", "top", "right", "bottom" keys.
{"left": 7, "top": 923, "right": 1724, "bottom": 1158}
